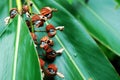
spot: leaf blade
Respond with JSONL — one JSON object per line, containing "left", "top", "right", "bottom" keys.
{"left": 0, "top": 15, "right": 41, "bottom": 80}
{"left": 32, "top": 0, "right": 120, "bottom": 80}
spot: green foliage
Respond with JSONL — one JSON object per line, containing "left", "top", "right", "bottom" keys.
{"left": 115, "top": 0, "right": 120, "bottom": 8}
{"left": 0, "top": 0, "right": 120, "bottom": 80}
{"left": 66, "top": 0, "right": 73, "bottom": 4}
{"left": 0, "top": 16, "right": 41, "bottom": 80}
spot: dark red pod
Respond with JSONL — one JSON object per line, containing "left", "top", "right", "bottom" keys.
{"left": 31, "top": 14, "right": 44, "bottom": 27}
{"left": 30, "top": 32, "right": 37, "bottom": 41}
{"left": 46, "top": 48, "right": 56, "bottom": 60}
{"left": 40, "top": 36, "right": 54, "bottom": 48}
{"left": 10, "top": 8, "right": 18, "bottom": 18}
{"left": 39, "top": 58, "right": 45, "bottom": 69}
{"left": 22, "top": 5, "right": 29, "bottom": 14}
{"left": 30, "top": 32, "right": 38, "bottom": 44}
{"left": 26, "top": 20, "right": 31, "bottom": 28}
{"left": 46, "top": 64, "right": 58, "bottom": 77}
{"left": 41, "top": 44, "right": 56, "bottom": 60}
{"left": 40, "top": 7, "right": 53, "bottom": 19}
{"left": 46, "top": 24, "right": 56, "bottom": 38}
{"left": 43, "top": 44, "right": 50, "bottom": 51}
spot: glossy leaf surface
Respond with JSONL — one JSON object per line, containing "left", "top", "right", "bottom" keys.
{"left": 0, "top": 16, "right": 41, "bottom": 80}
{"left": 55, "top": 0, "right": 120, "bottom": 56}
{"left": 32, "top": 0, "right": 120, "bottom": 80}
{"left": 0, "top": 0, "right": 120, "bottom": 80}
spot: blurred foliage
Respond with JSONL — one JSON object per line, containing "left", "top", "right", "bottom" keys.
{"left": 115, "top": 0, "right": 120, "bottom": 8}
{"left": 0, "top": 0, "right": 120, "bottom": 80}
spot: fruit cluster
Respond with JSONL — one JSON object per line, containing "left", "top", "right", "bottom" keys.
{"left": 5, "top": 2, "right": 64, "bottom": 79}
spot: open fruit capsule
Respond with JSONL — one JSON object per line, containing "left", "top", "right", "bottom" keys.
{"left": 46, "top": 64, "right": 64, "bottom": 78}
{"left": 10, "top": 8, "right": 18, "bottom": 18}
{"left": 46, "top": 64, "right": 57, "bottom": 76}
{"left": 40, "top": 36, "right": 54, "bottom": 48}
{"left": 46, "top": 24, "right": 56, "bottom": 38}
{"left": 31, "top": 14, "right": 45, "bottom": 27}
{"left": 40, "top": 7, "right": 57, "bottom": 19}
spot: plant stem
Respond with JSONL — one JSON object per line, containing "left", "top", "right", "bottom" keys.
{"left": 35, "top": 30, "right": 47, "bottom": 32}
{"left": 16, "top": 0, "right": 22, "bottom": 14}
{"left": 26, "top": 0, "right": 34, "bottom": 33}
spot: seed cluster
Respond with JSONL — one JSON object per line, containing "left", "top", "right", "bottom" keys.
{"left": 5, "top": 2, "right": 64, "bottom": 79}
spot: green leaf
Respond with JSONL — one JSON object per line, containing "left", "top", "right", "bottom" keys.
{"left": 32, "top": 0, "right": 120, "bottom": 80}
{"left": 66, "top": 0, "right": 73, "bottom": 4}
{"left": 115, "top": 0, "right": 120, "bottom": 8}
{"left": 78, "top": 0, "right": 120, "bottom": 56}
{"left": 0, "top": 15, "right": 41, "bottom": 80}
{"left": 55, "top": 0, "right": 120, "bottom": 56}
{"left": 0, "top": 0, "right": 9, "bottom": 33}
{"left": 0, "top": 0, "right": 17, "bottom": 33}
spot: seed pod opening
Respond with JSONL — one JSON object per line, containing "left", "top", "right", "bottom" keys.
{"left": 46, "top": 64, "right": 58, "bottom": 77}
{"left": 31, "top": 14, "right": 44, "bottom": 27}
{"left": 46, "top": 48, "right": 56, "bottom": 60}
{"left": 40, "top": 7, "right": 53, "bottom": 19}
{"left": 47, "top": 40, "right": 54, "bottom": 46}
{"left": 10, "top": 8, "right": 18, "bottom": 18}
{"left": 40, "top": 36, "right": 54, "bottom": 48}
{"left": 46, "top": 24, "right": 56, "bottom": 38}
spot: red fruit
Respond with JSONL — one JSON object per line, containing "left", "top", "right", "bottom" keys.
{"left": 40, "top": 7, "right": 53, "bottom": 19}
{"left": 46, "top": 24, "right": 56, "bottom": 38}
{"left": 46, "top": 64, "right": 58, "bottom": 77}
{"left": 41, "top": 44, "right": 56, "bottom": 60}
{"left": 10, "top": 8, "right": 18, "bottom": 18}
{"left": 30, "top": 32, "right": 37, "bottom": 41}
{"left": 39, "top": 58, "right": 45, "bottom": 68}
{"left": 26, "top": 20, "right": 31, "bottom": 28}
{"left": 46, "top": 48, "right": 56, "bottom": 60}
{"left": 31, "top": 14, "right": 44, "bottom": 27}
{"left": 22, "top": 5, "right": 29, "bottom": 14}
{"left": 40, "top": 36, "right": 54, "bottom": 48}
{"left": 43, "top": 44, "right": 49, "bottom": 51}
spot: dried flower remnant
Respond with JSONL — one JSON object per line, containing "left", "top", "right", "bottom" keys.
{"left": 55, "top": 26, "right": 64, "bottom": 31}
{"left": 4, "top": 16, "right": 10, "bottom": 25}
{"left": 56, "top": 48, "right": 64, "bottom": 55}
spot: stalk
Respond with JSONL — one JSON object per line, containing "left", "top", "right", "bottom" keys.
{"left": 16, "top": 0, "right": 22, "bottom": 14}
